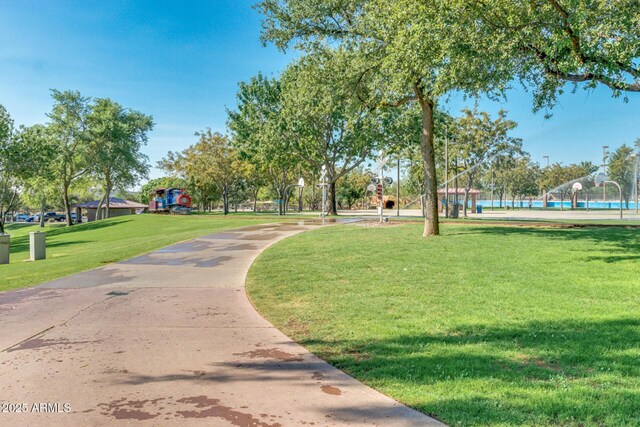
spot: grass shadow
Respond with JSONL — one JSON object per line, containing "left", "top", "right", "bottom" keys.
{"left": 297, "top": 317, "right": 640, "bottom": 426}
{"left": 449, "top": 224, "right": 640, "bottom": 263}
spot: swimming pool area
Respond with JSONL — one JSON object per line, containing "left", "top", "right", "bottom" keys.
{"left": 474, "top": 200, "right": 639, "bottom": 210}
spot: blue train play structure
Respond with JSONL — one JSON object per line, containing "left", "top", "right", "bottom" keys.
{"left": 148, "top": 188, "right": 193, "bottom": 214}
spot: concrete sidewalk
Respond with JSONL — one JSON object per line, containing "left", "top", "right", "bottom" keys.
{"left": 0, "top": 222, "right": 443, "bottom": 426}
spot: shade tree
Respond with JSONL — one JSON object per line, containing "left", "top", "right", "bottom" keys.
{"left": 86, "top": 98, "right": 153, "bottom": 219}
{"left": 257, "top": 0, "right": 512, "bottom": 235}
{"left": 280, "top": 50, "right": 382, "bottom": 214}
{"left": 227, "top": 73, "right": 300, "bottom": 215}
{"left": 450, "top": 107, "right": 523, "bottom": 217}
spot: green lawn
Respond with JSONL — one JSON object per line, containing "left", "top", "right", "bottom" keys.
{"left": 0, "top": 214, "right": 280, "bottom": 292}
{"left": 247, "top": 222, "right": 640, "bottom": 427}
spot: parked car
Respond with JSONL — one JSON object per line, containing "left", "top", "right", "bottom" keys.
{"left": 13, "top": 213, "right": 31, "bottom": 222}
{"left": 32, "top": 212, "right": 66, "bottom": 223}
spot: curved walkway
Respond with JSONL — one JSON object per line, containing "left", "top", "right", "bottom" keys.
{"left": 0, "top": 221, "right": 442, "bottom": 426}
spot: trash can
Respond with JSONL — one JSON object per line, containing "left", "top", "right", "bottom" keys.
{"left": 448, "top": 202, "right": 459, "bottom": 219}
{"left": 476, "top": 205, "right": 483, "bottom": 214}
{"left": 29, "top": 231, "right": 46, "bottom": 261}
{"left": 0, "top": 234, "right": 9, "bottom": 264}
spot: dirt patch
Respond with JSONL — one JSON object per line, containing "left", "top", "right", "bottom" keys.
{"left": 176, "top": 396, "right": 281, "bottom": 426}
{"left": 98, "top": 398, "right": 164, "bottom": 421}
{"left": 234, "top": 348, "right": 304, "bottom": 362}
{"left": 321, "top": 385, "right": 342, "bottom": 396}
{"left": 515, "top": 354, "right": 562, "bottom": 372}
{"left": 352, "top": 220, "right": 402, "bottom": 228}
{"left": 285, "top": 318, "right": 310, "bottom": 336}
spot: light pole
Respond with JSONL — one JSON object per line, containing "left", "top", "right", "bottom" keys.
{"left": 377, "top": 154, "right": 389, "bottom": 224}
{"left": 542, "top": 156, "right": 549, "bottom": 209}
{"left": 396, "top": 157, "right": 400, "bottom": 217}
{"left": 320, "top": 166, "right": 327, "bottom": 224}
{"left": 632, "top": 153, "right": 639, "bottom": 214}
{"left": 445, "top": 135, "right": 449, "bottom": 218}
{"left": 602, "top": 146, "right": 609, "bottom": 205}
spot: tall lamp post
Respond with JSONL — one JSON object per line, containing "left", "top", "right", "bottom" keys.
{"left": 542, "top": 156, "right": 550, "bottom": 208}
{"left": 319, "top": 166, "right": 328, "bottom": 224}
{"left": 376, "top": 154, "right": 389, "bottom": 224}
{"left": 602, "top": 146, "right": 609, "bottom": 205}
{"left": 396, "top": 157, "right": 400, "bottom": 217}
{"left": 632, "top": 153, "right": 639, "bottom": 214}
{"left": 445, "top": 135, "right": 449, "bottom": 218}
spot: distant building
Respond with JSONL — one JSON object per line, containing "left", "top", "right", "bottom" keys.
{"left": 437, "top": 188, "right": 481, "bottom": 212}
{"left": 74, "top": 198, "right": 147, "bottom": 222}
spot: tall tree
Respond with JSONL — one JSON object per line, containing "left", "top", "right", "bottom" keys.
{"left": 281, "top": 51, "right": 381, "bottom": 214}
{"left": 257, "top": 0, "right": 511, "bottom": 236}
{"left": 86, "top": 98, "right": 153, "bottom": 219}
{"left": 507, "top": 157, "right": 541, "bottom": 208}
{"left": 15, "top": 125, "right": 58, "bottom": 228}
{"left": 337, "top": 168, "right": 370, "bottom": 210}
{"left": 227, "top": 73, "right": 300, "bottom": 215}
{"left": 451, "top": 107, "right": 522, "bottom": 217}
{"left": 0, "top": 105, "right": 19, "bottom": 234}
{"left": 47, "top": 90, "right": 91, "bottom": 226}
{"left": 0, "top": 109, "right": 54, "bottom": 233}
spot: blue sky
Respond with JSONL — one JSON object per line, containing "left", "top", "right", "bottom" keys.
{"left": 1, "top": 0, "right": 638, "bottom": 180}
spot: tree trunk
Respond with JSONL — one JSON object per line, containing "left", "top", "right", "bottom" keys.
{"left": 96, "top": 193, "right": 107, "bottom": 221}
{"left": 463, "top": 177, "right": 473, "bottom": 218}
{"left": 253, "top": 189, "right": 258, "bottom": 212}
{"left": 39, "top": 198, "right": 46, "bottom": 228}
{"left": 63, "top": 183, "right": 73, "bottom": 226}
{"left": 463, "top": 190, "right": 469, "bottom": 218}
{"left": 222, "top": 187, "right": 229, "bottom": 215}
{"left": 329, "top": 181, "right": 338, "bottom": 215}
{"left": 1, "top": 188, "right": 19, "bottom": 234}
{"left": 105, "top": 183, "right": 112, "bottom": 219}
{"left": 415, "top": 87, "right": 439, "bottom": 237}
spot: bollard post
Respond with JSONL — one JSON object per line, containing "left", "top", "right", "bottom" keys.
{"left": 29, "top": 231, "right": 46, "bottom": 261}
{"left": 0, "top": 234, "right": 9, "bottom": 264}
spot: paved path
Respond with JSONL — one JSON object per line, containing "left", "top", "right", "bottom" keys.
{"left": 0, "top": 222, "right": 442, "bottom": 426}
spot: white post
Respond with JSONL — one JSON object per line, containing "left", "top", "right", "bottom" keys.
{"left": 0, "top": 234, "right": 9, "bottom": 265}
{"left": 379, "top": 164, "right": 384, "bottom": 224}
{"left": 30, "top": 231, "right": 46, "bottom": 261}
{"left": 377, "top": 154, "right": 388, "bottom": 224}
{"left": 635, "top": 155, "right": 639, "bottom": 215}
{"left": 321, "top": 165, "right": 327, "bottom": 225}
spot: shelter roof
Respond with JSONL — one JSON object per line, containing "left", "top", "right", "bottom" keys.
{"left": 74, "top": 198, "right": 147, "bottom": 209}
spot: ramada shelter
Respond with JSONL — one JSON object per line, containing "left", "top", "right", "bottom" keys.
{"left": 74, "top": 198, "right": 147, "bottom": 222}
{"left": 437, "top": 188, "right": 481, "bottom": 212}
